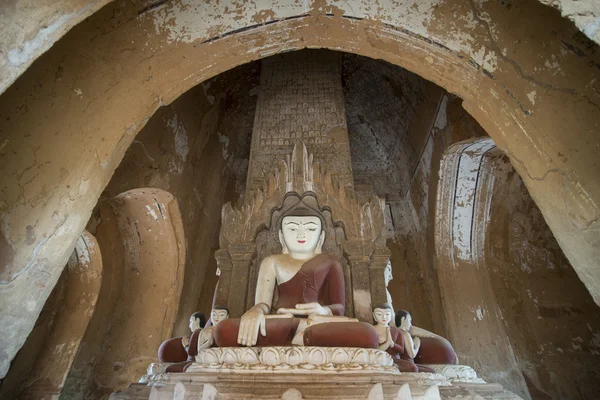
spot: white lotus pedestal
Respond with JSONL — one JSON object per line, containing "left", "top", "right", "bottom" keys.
{"left": 110, "top": 347, "right": 523, "bottom": 400}
{"left": 190, "top": 346, "right": 400, "bottom": 374}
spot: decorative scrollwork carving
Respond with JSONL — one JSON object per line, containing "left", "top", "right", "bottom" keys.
{"left": 220, "top": 141, "right": 386, "bottom": 248}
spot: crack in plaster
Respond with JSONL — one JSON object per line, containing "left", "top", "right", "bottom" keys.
{"left": 468, "top": 0, "right": 579, "bottom": 96}
{"left": 508, "top": 154, "right": 599, "bottom": 231}
{"left": 0, "top": 213, "right": 69, "bottom": 285}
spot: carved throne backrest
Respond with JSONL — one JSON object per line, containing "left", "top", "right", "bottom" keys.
{"left": 216, "top": 141, "right": 389, "bottom": 319}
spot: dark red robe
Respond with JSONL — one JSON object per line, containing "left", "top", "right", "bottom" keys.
{"left": 214, "top": 254, "right": 378, "bottom": 348}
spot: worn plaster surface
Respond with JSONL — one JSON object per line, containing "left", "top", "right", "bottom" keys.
{"left": 0, "top": 0, "right": 113, "bottom": 95}
{"left": 99, "top": 68, "right": 257, "bottom": 337}
{"left": 435, "top": 143, "right": 531, "bottom": 399}
{"left": 540, "top": 0, "right": 600, "bottom": 44}
{"left": 90, "top": 189, "right": 185, "bottom": 396}
{"left": 19, "top": 231, "right": 102, "bottom": 398}
{"left": 2, "top": 0, "right": 599, "bottom": 97}
{"left": 486, "top": 157, "right": 600, "bottom": 399}
{"left": 0, "top": 0, "right": 599, "bottom": 380}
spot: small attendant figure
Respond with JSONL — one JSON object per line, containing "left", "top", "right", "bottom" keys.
{"left": 372, "top": 304, "right": 421, "bottom": 373}
{"left": 372, "top": 306, "right": 394, "bottom": 351}
{"left": 157, "top": 312, "right": 206, "bottom": 373}
{"left": 395, "top": 310, "right": 457, "bottom": 367}
{"left": 181, "top": 312, "right": 206, "bottom": 351}
{"left": 197, "top": 307, "right": 229, "bottom": 350}
{"left": 397, "top": 311, "right": 420, "bottom": 360}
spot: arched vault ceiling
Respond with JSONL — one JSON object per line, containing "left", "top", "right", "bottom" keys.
{"left": 0, "top": 0, "right": 599, "bottom": 380}
{"left": 1, "top": 0, "right": 599, "bottom": 96}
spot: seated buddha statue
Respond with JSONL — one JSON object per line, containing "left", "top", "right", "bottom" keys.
{"left": 214, "top": 204, "right": 379, "bottom": 348}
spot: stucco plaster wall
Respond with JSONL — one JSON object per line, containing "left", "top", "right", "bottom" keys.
{"left": 2, "top": 0, "right": 599, "bottom": 97}
{"left": 386, "top": 95, "right": 486, "bottom": 335}
{"left": 435, "top": 144, "right": 531, "bottom": 398}
{"left": 540, "top": 0, "right": 600, "bottom": 44}
{"left": 486, "top": 159, "right": 600, "bottom": 399}
{"left": 0, "top": 0, "right": 113, "bottom": 95}
{"left": 15, "top": 231, "right": 102, "bottom": 399}
{"left": 95, "top": 74, "right": 246, "bottom": 338}
{"left": 101, "top": 62, "right": 258, "bottom": 336}
{"left": 0, "top": 268, "right": 68, "bottom": 399}
{"left": 88, "top": 189, "right": 185, "bottom": 396}
{"left": 0, "top": 0, "right": 599, "bottom": 379}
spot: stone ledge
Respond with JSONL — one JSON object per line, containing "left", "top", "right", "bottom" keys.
{"left": 115, "top": 372, "right": 522, "bottom": 400}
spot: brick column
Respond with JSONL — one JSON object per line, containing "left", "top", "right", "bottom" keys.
{"left": 226, "top": 243, "right": 256, "bottom": 318}
{"left": 212, "top": 250, "right": 232, "bottom": 309}
{"left": 369, "top": 246, "right": 391, "bottom": 308}
{"left": 345, "top": 241, "right": 373, "bottom": 322}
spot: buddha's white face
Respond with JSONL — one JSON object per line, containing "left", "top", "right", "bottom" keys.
{"left": 373, "top": 307, "right": 393, "bottom": 326}
{"left": 189, "top": 316, "right": 201, "bottom": 332}
{"left": 280, "top": 216, "right": 323, "bottom": 256}
{"left": 211, "top": 309, "right": 229, "bottom": 325}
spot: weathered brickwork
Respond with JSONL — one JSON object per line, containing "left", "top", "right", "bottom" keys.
{"left": 247, "top": 50, "right": 353, "bottom": 189}
{"left": 343, "top": 55, "right": 424, "bottom": 198}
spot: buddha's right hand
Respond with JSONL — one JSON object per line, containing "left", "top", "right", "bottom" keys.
{"left": 237, "top": 303, "right": 268, "bottom": 346}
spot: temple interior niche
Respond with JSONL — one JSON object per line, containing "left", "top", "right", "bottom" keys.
{"left": 1, "top": 41, "right": 600, "bottom": 400}
{"left": 485, "top": 159, "right": 600, "bottom": 399}
{"left": 92, "top": 63, "right": 260, "bottom": 337}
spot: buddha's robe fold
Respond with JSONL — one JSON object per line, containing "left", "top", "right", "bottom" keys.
{"left": 274, "top": 254, "right": 345, "bottom": 316}
{"left": 214, "top": 254, "right": 378, "bottom": 348}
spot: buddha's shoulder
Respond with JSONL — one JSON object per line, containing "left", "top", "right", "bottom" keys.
{"left": 261, "top": 253, "right": 338, "bottom": 264}
{"left": 261, "top": 254, "right": 285, "bottom": 263}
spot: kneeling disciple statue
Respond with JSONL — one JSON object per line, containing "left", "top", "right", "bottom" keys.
{"left": 197, "top": 307, "right": 229, "bottom": 350}
{"left": 395, "top": 310, "right": 458, "bottom": 365}
{"left": 214, "top": 204, "right": 379, "bottom": 348}
{"left": 373, "top": 305, "right": 433, "bottom": 373}
{"left": 158, "top": 312, "right": 206, "bottom": 372}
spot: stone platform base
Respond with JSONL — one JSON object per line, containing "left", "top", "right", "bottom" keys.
{"left": 111, "top": 370, "right": 522, "bottom": 400}
{"left": 112, "top": 348, "right": 521, "bottom": 400}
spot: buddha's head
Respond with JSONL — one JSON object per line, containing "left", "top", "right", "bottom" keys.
{"left": 188, "top": 312, "right": 206, "bottom": 332}
{"left": 210, "top": 307, "right": 229, "bottom": 326}
{"left": 373, "top": 304, "right": 393, "bottom": 326}
{"left": 384, "top": 260, "right": 393, "bottom": 287}
{"left": 395, "top": 310, "right": 412, "bottom": 330}
{"left": 279, "top": 212, "right": 325, "bottom": 258}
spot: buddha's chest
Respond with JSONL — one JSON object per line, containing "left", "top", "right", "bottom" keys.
{"left": 274, "top": 260, "right": 305, "bottom": 285}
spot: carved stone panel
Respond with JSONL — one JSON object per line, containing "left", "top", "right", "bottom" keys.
{"left": 247, "top": 50, "right": 353, "bottom": 190}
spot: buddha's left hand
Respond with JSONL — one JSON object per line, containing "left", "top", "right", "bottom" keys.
{"left": 287, "top": 302, "right": 333, "bottom": 316}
